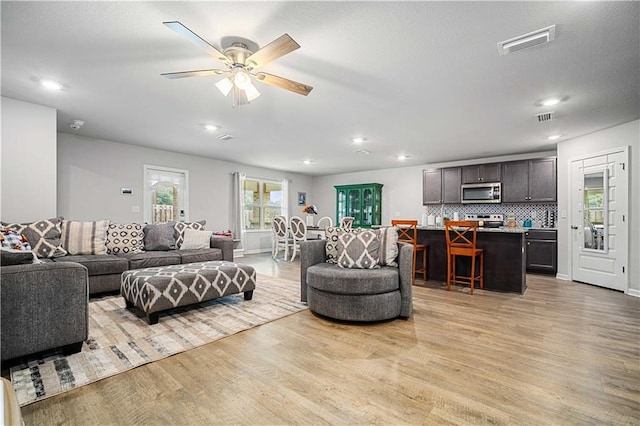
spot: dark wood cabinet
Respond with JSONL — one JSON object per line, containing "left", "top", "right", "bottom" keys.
{"left": 502, "top": 158, "right": 556, "bottom": 203}
{"left": 525, "top": 230, "right": 557, "bottom": 274}
{"left": 423, "top": 168, "right": 461, "bottom": 204}
{"left": 422, "top": 170, "right": 442, "bottom": 204}
{"left": 442, "top": 167, "right": 461, "bottom": 203}
{"left": 462, "top": 163, "right": 501, "bottom": 183}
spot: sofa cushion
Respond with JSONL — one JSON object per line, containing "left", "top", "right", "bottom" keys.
{"left": 1, "top": 217, "right": 67, "bottom": 258}
{"left": 54, "top": 254, "right": 129, "bottom": 276}
{"left": 306, "top": 263, "right": 399, "bottom": 295}
{"left": 143, "top": 222, "right": 176, "bottom": 251}
{"left": 336, "top": 231, "right": 380, "bottom": 269}
{"left": 1, "top": 248, "right": 35, "bottom": 266}
{"left": 178, "top": 248, "right": 223, "bottom": 264}
{"left": 376, "top": 226, "right": 399, "bottom": 267}
{"left": 106, "top": 223, "right": 145, "bottom": 254}
{"left": 61, "top": 219, "right": 110, "bottom": 255}
{"left": 118, "top": 251, "right": 181, "bottom": 269}
{"left": 324, "top": 226, "right": 362, "bottom": 264}
{"left": 174, "top": 220, "right": 206, "bottom": 248}
{"left": 179, "top": 229, "right": 212, "bottom": 250}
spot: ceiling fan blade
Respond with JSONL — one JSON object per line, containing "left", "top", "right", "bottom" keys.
{"left": 161, "top": 69, "right": 228, "bottom": 79}
{"left": 254, "top": 72, "right": 313, "bottom": 96}
{"left": 246, "top": 34, "right": 300, "bottom": 69}
{"left": 163, "top": 21, "right": 231, "bottom": 66}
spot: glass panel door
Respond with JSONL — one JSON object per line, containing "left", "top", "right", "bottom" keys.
{"left": 362, "top": 188, "right": 373, "bottom": 226}
{"left": 583, "top": 169, "right": 607, "bottom": 251}
{"left": 347, "top": 188, "right": 360, "bottom": 224}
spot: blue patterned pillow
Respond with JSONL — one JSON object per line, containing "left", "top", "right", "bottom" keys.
{"left": 0, "top": 227, "right": 32, "bottom": 251}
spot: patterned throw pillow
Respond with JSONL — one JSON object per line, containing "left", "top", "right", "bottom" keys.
{"left": 105, "top": 223, "right": 145, "bottom": 254}
{"left": 325, "top": 226, "right": 363, "bottom": 264}
{"left": 376, "top": 226, "right": 399, "bottom": 267}
{"left": 337, "top": 230, "right": 380, "bottom": 269}
{"left": 179, "top": 228, "right": 212, "bottom": 250}
{"left": 174, "top": 220, "right": 206, "bottom": 248}
{"left": 0, "top": 227, "right": 32, "bottom": 251}
{"left": 61, "top": 219, "right": 110, "bottom": 255}
{"left": 143, "top": 222, "right": 176, "bottom": 251}
{"left": 1, "top": 217, "right": 67, "bottom": 258}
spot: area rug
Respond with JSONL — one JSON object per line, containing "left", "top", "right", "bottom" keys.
{"left": 9, "top": 274, "right": 306, "bottom": 406}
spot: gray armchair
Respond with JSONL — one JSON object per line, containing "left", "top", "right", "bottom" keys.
{"left": 1, "top": 261, "right": 89, "bottom": 362}
{"left": 300, "top": 240, "right": 413, "bottom": 321}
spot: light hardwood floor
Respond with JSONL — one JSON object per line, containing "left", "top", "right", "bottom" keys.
{"left": 21, "top": 253, "right": 640, "bottom": 425}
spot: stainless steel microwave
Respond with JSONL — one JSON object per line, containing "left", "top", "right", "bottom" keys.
{"left": 461, "top": 182, "right": 501, "bottom": 204}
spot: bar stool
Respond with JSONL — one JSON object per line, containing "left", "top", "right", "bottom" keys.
{"left": 391, "top": 219, "right": 427, "bottom": 284}
{"left": 444, "top": 221, "right": 484, "bottom": 294}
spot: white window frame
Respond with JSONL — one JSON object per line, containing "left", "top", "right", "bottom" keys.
{"left": 242, "top": 177, "right": 285, "bottom": 232}
{"left": 143, "top": 165, "right": 190, "bottom": 223}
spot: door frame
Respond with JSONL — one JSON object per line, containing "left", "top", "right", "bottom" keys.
{"left": 567, "top": 145, "right": 629, "bottom": 293}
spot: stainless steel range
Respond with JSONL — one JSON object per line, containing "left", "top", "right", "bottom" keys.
{"left": 464, "top": 214, "right": 504, "bottom": 228}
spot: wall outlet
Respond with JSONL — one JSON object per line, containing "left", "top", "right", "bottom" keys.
{"left": 131, "top": 205, "right": 140, "bottom": 213}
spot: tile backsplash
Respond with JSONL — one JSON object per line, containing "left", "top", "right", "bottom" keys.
{"left": 424, "top": 203, "right": 558, "bottom": 228}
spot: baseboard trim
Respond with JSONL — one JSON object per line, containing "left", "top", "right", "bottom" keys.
{"left": 626, "top": 288, "right": 640, "bottom": 298}
{"left": 555, "top": 273, "right": 569, "bottom": 281}
{"left": 245, "top": 248, "right": 272, "bottom": 255}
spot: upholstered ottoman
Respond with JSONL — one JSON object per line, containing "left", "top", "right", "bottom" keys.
{"left": 121, "top": 261, "right": 256, "bottom": 324}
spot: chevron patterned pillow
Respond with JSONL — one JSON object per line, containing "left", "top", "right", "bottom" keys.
{"left": 336, "top": 230, "right": 380, "bottom": 269}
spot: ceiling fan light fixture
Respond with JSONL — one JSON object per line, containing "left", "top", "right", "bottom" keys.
{"left": 243, "top": 82, "right": 261, "bottom": 101}
{"left": 233, "top": 70, "right": 251, "bottom": 89}
{"left": 215, "top": 77, "right": 233, "bottom": 96}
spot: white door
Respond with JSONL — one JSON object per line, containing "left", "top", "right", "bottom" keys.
{"left": 570, "top": 149, "right": 628, "bottom": 291}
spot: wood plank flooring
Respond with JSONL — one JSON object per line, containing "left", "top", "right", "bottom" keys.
{"left": 20, "top": 254, "right": 640, "bottom": 425}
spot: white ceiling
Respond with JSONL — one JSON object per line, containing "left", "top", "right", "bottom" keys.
{"left": 2, "top": 1, "right": 638, "bottom": 176}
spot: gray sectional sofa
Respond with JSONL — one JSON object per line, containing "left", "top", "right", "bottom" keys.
{"left": 51, "top": 236, "right": 234, "bottom": 294}
{"left": 0, "top": 217, "right": 235, "bottom": 362}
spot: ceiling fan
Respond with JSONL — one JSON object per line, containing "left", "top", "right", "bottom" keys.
{"left": 161, "top": 21, "right": 313, "bottom": 105}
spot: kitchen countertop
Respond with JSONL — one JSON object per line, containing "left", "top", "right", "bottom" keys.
{"left": 417, "top": 225, "right": 557, "bottom": 233}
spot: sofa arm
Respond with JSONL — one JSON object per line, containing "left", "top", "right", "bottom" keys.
{"left": 1, "top": 262, "right": 89, "bottom": 361}
{"left": 397, "top": 242, "right": 414, "bottom": 318}
{"left": 210, "top": 236, "right": 234, "bottom": 262}
{"left": 300, "top": 240, "right": 327, "bottom": 303}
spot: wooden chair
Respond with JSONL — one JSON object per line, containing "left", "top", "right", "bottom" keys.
{"left": 444, "top": 221, "right": 484, "bottom": 294}
{"left": 272, "top": 216, "right": 291, "bottom": 260}
{"left": 340, "top": 216, "right": 355, "bottom": 229}
{"left": 316, "top": 216, "right": 333, "bottom": 229}
{"left": 288, "top": 216, "right": 308, "bottom": 261}
{"left": 391, "top": 220, "right": 427, "bottom": 284}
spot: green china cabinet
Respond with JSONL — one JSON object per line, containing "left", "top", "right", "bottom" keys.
{"left": 335, "top": 183, "right": 383, "bottom": 228}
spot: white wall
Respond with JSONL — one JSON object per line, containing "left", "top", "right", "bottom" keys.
{"left": 557, "top": 120, "right": 640, "bottom": 294}
{"left": 1, "top": 97, "right": 57, "bottom": 222}
{"left": 312, "top": 150, "right": 557, "bottom": 227}
{"left": 57, "top": 133, "right": 313, "bottom": 252}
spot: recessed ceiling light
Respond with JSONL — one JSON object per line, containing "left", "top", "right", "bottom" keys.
{"left": 40, "top": 79, "right": 62, "bottom": 90}
{"left": 303, "top": 160, "right": 312, "bottom": 165}
{"left": 204, "top": 124, "right": 219, "bottom": 131}
{"left": 352, "top": 137, "right": 366, "bottom": 144}
{"left": 397, "top": 155, "right": 409, "bottom": 161}
{"left": 542, "top": 98, "right": 561, "bottom": 106}
{"left": 547, "top": 134, "right": 562, "bottom": 140}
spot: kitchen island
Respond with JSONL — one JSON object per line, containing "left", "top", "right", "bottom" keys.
{"left": 417, "top": 226, "right": 527, "bottom": 294}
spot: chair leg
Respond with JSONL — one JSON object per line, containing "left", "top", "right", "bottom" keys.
{"left": 422, "top": 247, "right": 428, "bottom": 281}
{"left": 470, "top": 254, "right": 476, "bottom": 295}
{"left": 479, "top": 252, "right": 484, "bottom": 289}
{"left": 447, "top": 253, "right": 452, "bottom": 291}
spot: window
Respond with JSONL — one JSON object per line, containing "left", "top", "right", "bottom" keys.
{"left": 242, "top": 178, "right": 284, "bottom": 230}
{"left": 144, "top": 165, "right": 189, "bottom": 224}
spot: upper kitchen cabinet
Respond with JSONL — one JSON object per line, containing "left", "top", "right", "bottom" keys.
{"left": 423, "top": 167, "right": 461, "bottom": 204}
{"left": 502, "top": 158, "right": 557, "bottom": 203}
{"left": 462, "top": 163, "right": 501, "bottom": 184}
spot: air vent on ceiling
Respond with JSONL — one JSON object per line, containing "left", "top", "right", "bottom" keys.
{"left": 217, "top": 134, "right": 234, "bottom": 141}
{"left": 497, "top": 25, "right": 556, "bottom": 56}
{"left": 536, "top": 111, "right": 555, "bottom": 123}
{"left": 355, "top": 149, "right": 371, "bottom": 155}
